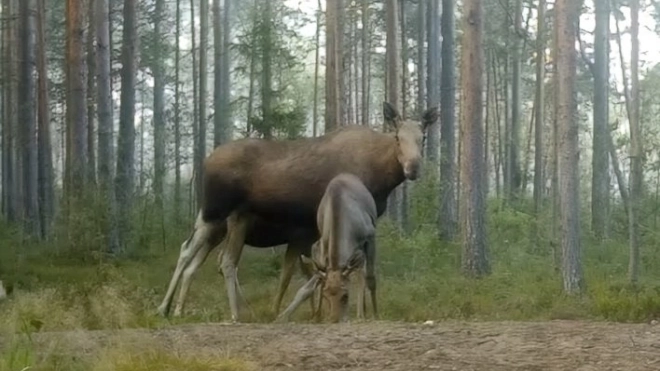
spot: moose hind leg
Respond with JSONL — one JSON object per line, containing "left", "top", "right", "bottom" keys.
{"left": 298, "top": 249, "right": 317, "bottom": 317}
{"left": 158, "top": 213, "right": 212, "bottom": 317}
{"left": 173, "top": 240, "right": 216, "bottom": 317}
{"left": 220, "top": 214, "right": 249, "bottom": 322}
{"left": 272, "top": 243, "right": 300, "bottom": 315}
{"left": 365, "top": 236, "right": 378, "bottom": 318}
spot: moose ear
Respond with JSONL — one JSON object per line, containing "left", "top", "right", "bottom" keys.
{"left": 421, "top": 106, "right": 439, "bottom": 129}
{"left": 342, "top": 250, "right": 365, "bottom": 278}
{"left": 382, "top": 102, "right": 401, "bottom": 129}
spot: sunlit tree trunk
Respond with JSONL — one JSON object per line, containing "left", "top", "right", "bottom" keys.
{"left": 261, "top": 0, "right": 273, "bottom": 138}
{"left": 221, "top": 0, "right": 232, "bottom": 142}
{"left": 555, "top": 0, "right": 584, "bottom": 294}
{"left": 190, "top": 0, "right": 200, "bottom": 209}
{"left": 591, "top": 0, "right": 610, "bottom": 241}
{"left": 628, "top": 0, "right": 642, "bottom": 285}
{"left": 313, "top": 0, "right": 322, "bottom": 136}
{"left": 460, "top": 0, "right": 489, "bottom": 277}
{"left": 325, "top": 0, "right": 343, "bottom": 132}
{"left": 361, "top": 0, "right": 370, "bottom": 126}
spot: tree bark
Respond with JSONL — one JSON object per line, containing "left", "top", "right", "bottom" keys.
{"left": 115, "top": 0, "right": 138, "bottom": 250}
{"left": 87, "top": 0, "right": 97, "bottom": 187}
{"left": 591, "top": 0, "right": 610, "bottom": 241}
{"left": 261, "top": 0, "right": 273, "bottom": 138}
{"left": 19, "top": 0, "right": 40, "bottom": 236}
{"left": 555, "top": 0, "right": 584, "bottom": 294}
{"left": 628, "top": 0, "right": 642, "bottom": 285}
{"left": 153, "top": 0, "right": 166, "bottom": 206}
{"left": 460, "top": 0, "right": 489, "bottom": 277}
{"left": 220, "top": 0, "right": 232, "bottom": 142}
{"left": 325, "top": 0, "right": 344, "bottom": 133}
{"left": 313, "top": 0, "right": 322, "bottom": 136}
{"left": 190, "top": 0, "right": 200, "bottom": 209}
{"left": 426, "top": 0, "right": 440, "bottom": 162}
{"left": 1, "top": 0, "right": 16, "bottom": 222}
{"left": 439, "top": 0, "right": 457, "bottom": 240}
{"left": 361, "top": 0, "right": 370, "bottom": 126}
{"left": 174, "top": 0, "right": 182, "bottom": 221}
{"left": 533, "top": 0, "right": 546, "bottom": 216}
{"left": 508, "top": 0, "right": 523, "bottom": 201}
{"left": 417, "top": 0, "right": 425, "bottom": 117}
{"left": 199, "top": 0, "right": 209, "bottom": 197}
{"left": 36, "top": 0, "right": 54, "bottom": 238}
{"left": 385, "top": 0, "right": 402, "bottom": 228}
{"left": 96, "top": 0, "right": 119, "bottom": 252}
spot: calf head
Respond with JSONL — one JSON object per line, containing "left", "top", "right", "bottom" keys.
{"left": 302, "top": 250, "right": 365, "bottom": 323}
{"left": 383, "top": 101, "right": 439, "bottom": 180}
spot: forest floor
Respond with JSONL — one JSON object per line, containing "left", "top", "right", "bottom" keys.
{"left": 3, "top": 320, "right": 660, "bottom": 370}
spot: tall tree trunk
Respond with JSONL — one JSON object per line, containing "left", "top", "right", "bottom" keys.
{"left": 66, "top": 0, "right": 88, "bottom": 203}
{"left": 325, "top": 0, "right": 343, "bottom": 132}
{"left": 36, "top": 0, "right": 54, "bottom": 238}
{"left": 220, "top": 0, "right": 232, "bottom": 142}
{"left": 96, "top": 0, "right": 119, "bottom": 252}
{"left": 608, "top": 126, "right": 629, "bottom": 211}
{"left": 533, "top": 0, "right": 545, "bottom": 216}
{"left": 19, "top": 0, "right": 40, "bottom": 236}
{"left": 1, "top": 0, "right": 14, "bottom": 221}
{"left": 190, "top": 0, "right": 200, "bottom": 209}
{"left": 213, "top": 0, "right": 223, "bottom": 145}
{"left": 115, "top": 0, "right": 138, "bottom": 250}
{"left": 312, "top": 0, "right": 322, "bottom": 136}
{"left": 508, "top": 0, "right": 523, "bottom": 201}
{"left": 87, "top": 0, "right": 97, "bottom": 187}
{"left": 417, "top": 0, "right": 425, "bottom": 117}
{"left": 555, "top": 0, "right": 584, "bottom": 294}
{"left": 426, "top": 0, "right": 440, "bottom": 162}
{"left": 361, "top": 0, "right": 370, "bottom": 126}
{"left": 174, "top": 0, "right": 182, "bottom": 221}
{"left": 199, "top": 0, "right": 209, "bottom": 198}
{"left": 400, "top": 0, "right": 410, "bottom": 234}
{"left": 153, "top": 0, "right": 166, "bottom": 206}
{"left": 460, "top": 0, "right": 489, "bottom": 277}
{"left": 439, "top": 0, "right": 457, "bottom": 240}
{"left": 261, "top": 0, "right": 272, "bottom": 138}
{"left": 591, "top": 0, "right": 610, "bottom": 241}
{"left": 385, "top": 0, "right": 401, "bottom": 228}
{"left": 628, "top": 0, "right": 642, "bottom": 285}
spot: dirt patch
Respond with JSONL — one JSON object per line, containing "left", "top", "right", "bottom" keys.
{"left": 8, "top": 320, "right": 660, "bottom": 370}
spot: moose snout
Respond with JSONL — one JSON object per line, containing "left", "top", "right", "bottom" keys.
{"left": 403, "top": 160, "right": 421, "bottom": 180}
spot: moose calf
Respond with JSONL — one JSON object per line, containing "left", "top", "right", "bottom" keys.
{"left": 276, "top": 173, "right": 378, "bottom": 323}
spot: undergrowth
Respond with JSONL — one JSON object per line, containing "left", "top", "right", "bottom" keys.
{"left": 0, "top": 176, "right": 660, "bottom": 343}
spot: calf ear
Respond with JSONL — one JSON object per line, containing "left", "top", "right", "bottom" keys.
{"left": 301, "top": 255, "right": 326, "bottom": 278}
{"left": 342, "top": 250, "right": 366, "bottom": 277}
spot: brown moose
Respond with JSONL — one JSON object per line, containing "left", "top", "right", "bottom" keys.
{"left": 158, "top": 102, "right": 438, "bottom": 322}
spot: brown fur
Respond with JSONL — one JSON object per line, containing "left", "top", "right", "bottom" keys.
{"left": 160, "top": 103, "right": 437, "bottom": 321}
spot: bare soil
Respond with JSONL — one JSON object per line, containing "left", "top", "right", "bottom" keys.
{"left": 9, "top": 320, "right": 660, "bottom": 370}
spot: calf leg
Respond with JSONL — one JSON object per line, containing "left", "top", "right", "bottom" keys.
{"left": 158, "top": 212, "right": 213, "bottom": 317}
{"left": 298, "top": 251, "right": 317, "bottom": 317}
{"left": 219, "top": 213, "right": 249, "bottom": 322}
{"left": 365, "top": 236, "right": 378, "bottom": 318}
{"left": 275, "top": 274, "right": 321, "bottom": 323}
{"left": 356, "top": 265, "right": 367, "bottom": 319}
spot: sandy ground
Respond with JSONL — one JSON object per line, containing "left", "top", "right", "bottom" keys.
{"left": 5, "top": 320, "right": 660, "bottom": 370}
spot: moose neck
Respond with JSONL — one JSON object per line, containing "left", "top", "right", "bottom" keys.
{"left": 368, "top": 132, "right": 406, "bottom": 214}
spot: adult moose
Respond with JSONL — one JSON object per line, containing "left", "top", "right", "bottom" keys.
{"left": 158, "top": 102, "right": 437, "bottom": 322}
{"left": 276, "top": 173, "right": 378, "bottom": 323}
